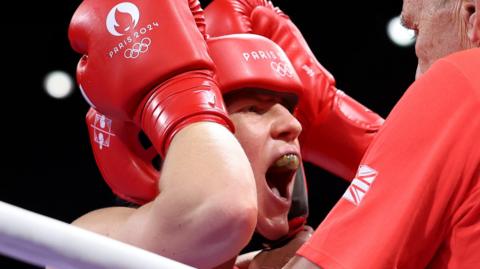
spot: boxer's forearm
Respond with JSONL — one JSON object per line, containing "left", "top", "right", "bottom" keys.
{"left": 113, "top": 123, "right": 258, "bottom": 268}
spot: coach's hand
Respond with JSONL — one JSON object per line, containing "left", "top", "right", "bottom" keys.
{"left": 246, "top": 226, "right": 313, "bottom": 269}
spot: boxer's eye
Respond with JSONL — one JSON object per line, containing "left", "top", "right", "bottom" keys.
{"left": 241, "top": 104, "right": 269, "bottom": 114}
{"left": 245, "top": 105, "right": 259, "bottom": 113}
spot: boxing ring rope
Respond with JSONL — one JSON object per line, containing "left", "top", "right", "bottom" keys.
{"left": 0, "top": 201, "right": 195, "bottom": 269}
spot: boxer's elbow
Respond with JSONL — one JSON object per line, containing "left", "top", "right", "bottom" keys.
{"left": 219, "top": 194, "right": 258, "bottom": 245}
{"left": 217, "top": 176, "right": 258, "bottom": 246}
{"left": 195, "top": 194, "right": 257, "bottom": 266}
{"left": 192, "top": 161, "right": 258, "bottom": 247}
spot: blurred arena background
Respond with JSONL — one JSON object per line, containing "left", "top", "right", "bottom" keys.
{"left": 1, "top": 0, "right": 416, "bottom": 267}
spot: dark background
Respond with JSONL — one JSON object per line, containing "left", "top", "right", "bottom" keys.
{"left": 1, "top": 0, "right": 416, "bottom": 267}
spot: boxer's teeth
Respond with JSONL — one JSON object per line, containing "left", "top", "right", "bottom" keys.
{"left": 274, "top": 154, "right": 299, "bottom": 170}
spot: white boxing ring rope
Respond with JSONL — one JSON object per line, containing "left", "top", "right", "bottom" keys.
{"left": 0, "top": 201, "right": 195, "bottom": 269}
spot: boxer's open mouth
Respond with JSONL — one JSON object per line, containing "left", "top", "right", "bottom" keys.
{"left": 265, "top": 154, "right": 299, "bottom": 200}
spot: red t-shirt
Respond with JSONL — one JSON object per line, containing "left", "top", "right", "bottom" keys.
{"left": 298, "top": 48, "right": 480, "bottom": 268}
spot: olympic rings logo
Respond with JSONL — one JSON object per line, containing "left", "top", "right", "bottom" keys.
{"left": 270, "top": 61, "right": 293, "bottom": 77}
{"left": 124, "top": 38, "right": 151, "bottom": 59}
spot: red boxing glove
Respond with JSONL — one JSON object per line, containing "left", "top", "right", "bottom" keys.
{"left": 86, "top": 108, "right": 160, "bottom": 204}
{"left": 69, "top": 0, "right": 233, "bottom": 157}
{"left": 205, "top": 0, "right": 384, "bottom": 180}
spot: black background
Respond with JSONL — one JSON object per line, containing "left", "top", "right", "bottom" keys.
{"left": 1, "top": 0, "right": 416, "bottom": 267}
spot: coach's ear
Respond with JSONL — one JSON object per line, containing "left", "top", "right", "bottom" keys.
{"left": 466, "top": 0, "right": 480, "bottom": 45}
{"left": 475, "top": 0, "right": 480, "bottom": 43}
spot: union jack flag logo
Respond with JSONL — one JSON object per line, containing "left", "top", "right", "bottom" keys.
{"left": 342, "top": 165, "right": 378, "bottom": 206}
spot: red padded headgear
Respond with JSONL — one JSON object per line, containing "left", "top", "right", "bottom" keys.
{"left": 210, "top": 34, "right": 303, "bottom": 98}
